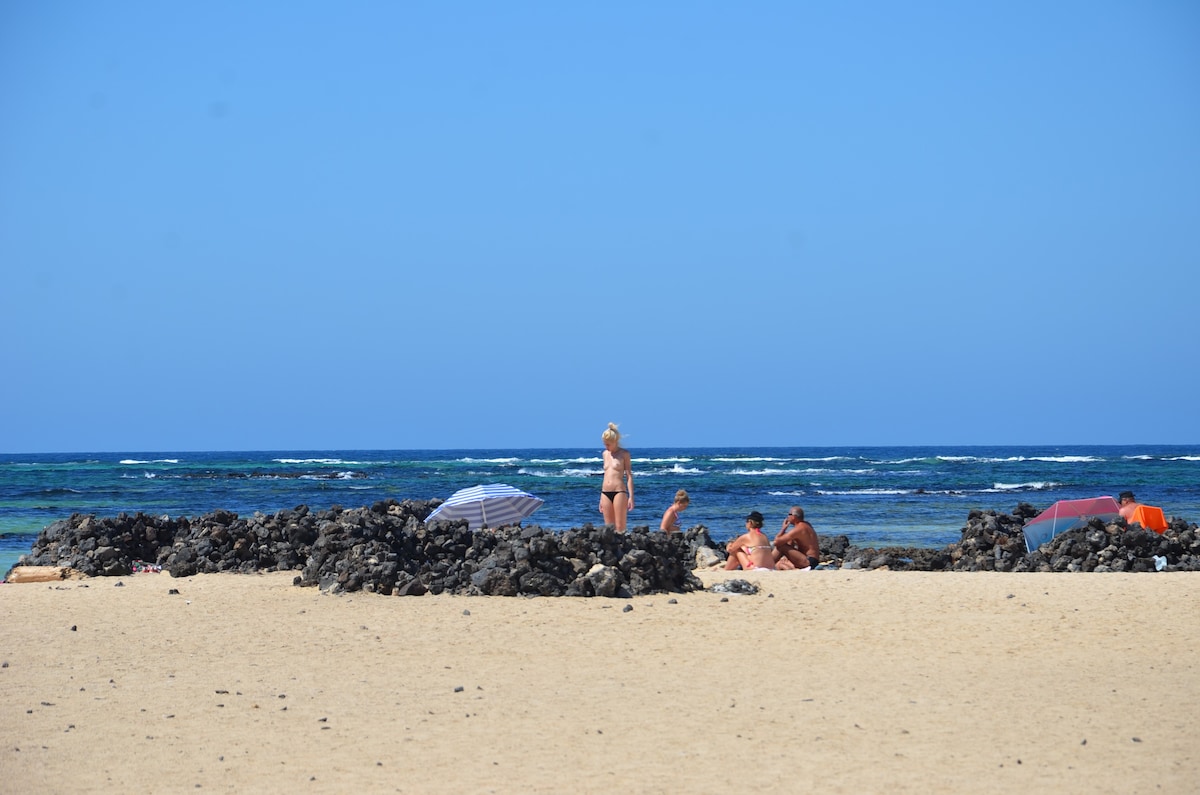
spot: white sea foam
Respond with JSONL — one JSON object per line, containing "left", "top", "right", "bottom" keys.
{"left": 713, "top": 455, "right": 851, "bottom": 463}
{"left": 1168, "top": 456, "right": 1200, "bottom": 462}
{"left": 275, "top": 458, "right": 364, "bottom": 465}
{"left": 777, "top": 467, "right": 879, "bottom": 475}
{"left": 143, "top": 472, "right": 156, "bottom": 479}
{"left": 458, "top": 457, "right": 520, "bottom": 464}
{"left": 120, "top": 459, "right": 148, "bottom": 465}
{"left": 524, "top": 467, "right": 604, "bottom": 478}
{"left": 809, "top": 487, "right": 968, "bottom": 497}
{"left": 988, "top": 481, "right": 1058, "bottom": 491}
{"left": 296, "top": 471, "right": 357, "bottom": 481}
{"left": 935, "top": 454, "right": 1100, "bottom": 464}
{"left": 655, "top": 465, "right": 702, "bottom": 475}
{"left": 730, "top": 468, "right": 822, "bottom": 476}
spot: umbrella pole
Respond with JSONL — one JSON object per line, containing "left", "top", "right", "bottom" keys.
{"left": 480, "top": 502, "right": 488, "bottom": 530}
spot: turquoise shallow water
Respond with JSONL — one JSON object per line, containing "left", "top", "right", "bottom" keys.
{"left": 3, "top": 445, "right": 1198, "bottom": 575}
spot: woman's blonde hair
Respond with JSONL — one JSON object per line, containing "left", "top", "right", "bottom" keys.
{"left": 674, "top": 489, "right": 690, "bottom": 505}
{"left": 601, "top": 422, "right": 621, "bottom": 443}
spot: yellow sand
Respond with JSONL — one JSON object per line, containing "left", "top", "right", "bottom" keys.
{"left": 1, "top": 569, "right": 1197, "bottom": 794}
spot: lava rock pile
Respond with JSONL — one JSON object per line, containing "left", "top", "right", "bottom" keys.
{"left": 12, "top": 499, "right": 710, "bottom": 597}
{"left": 831, "top": 502, "right": 1200, "bottom": 572}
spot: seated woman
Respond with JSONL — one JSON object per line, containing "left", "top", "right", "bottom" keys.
{"left": 724, "top": 511, "right": 776, "bottom": 570}
{"left": 660, "top": 489, "right": 690, "bottom": 533}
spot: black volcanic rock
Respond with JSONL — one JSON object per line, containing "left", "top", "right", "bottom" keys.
{"left": 11, "top": 499, "right": 708, "bottom": 597}
{"left": 11, "top": 500, "right": 1197, "bottom": 594}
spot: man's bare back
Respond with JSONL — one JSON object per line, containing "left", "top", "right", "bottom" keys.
{"left": 774, "top": 506, "right": 820, "bottom": 569}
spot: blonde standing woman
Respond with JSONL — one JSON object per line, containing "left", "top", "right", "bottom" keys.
{"left": 599, "top": 422, "right": 634, "bottom": 532}
{"left": 660, "top": 489, "right": 689, "bottom": 533}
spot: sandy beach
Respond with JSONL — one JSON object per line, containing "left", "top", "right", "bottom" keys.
{"left": 2, "top": 569, "right": 1196, "bottom": 794}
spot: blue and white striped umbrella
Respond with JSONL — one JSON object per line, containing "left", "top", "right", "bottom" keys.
{"left": 425, "top": 483, "right": 544, "bottom": 531}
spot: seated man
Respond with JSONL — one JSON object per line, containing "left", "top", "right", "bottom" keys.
{"left": 773, "top": 506, "right": 820, "bottom": 571}
{"left": 724, "top": 511, "right": 777, "bottom": 571}
{"left": 1118, "top": 491, "right": 1141, "bottom": 522}
{"left": 1119, "top": 490, "right": 1168, "bottom": 532}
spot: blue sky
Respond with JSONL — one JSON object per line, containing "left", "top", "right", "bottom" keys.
{"left": 2, "top": 1, "right": 1197, "bottom": 452}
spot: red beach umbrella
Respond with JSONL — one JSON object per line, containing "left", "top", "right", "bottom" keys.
{"left": 1022, "top": 496, "right": 1121, "bottom": 553}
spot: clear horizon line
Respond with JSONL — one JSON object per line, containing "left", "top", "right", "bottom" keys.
{"left": 4, "top": 442, "right": 1198, "bottom": 457}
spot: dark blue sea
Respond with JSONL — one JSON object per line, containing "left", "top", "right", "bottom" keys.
{"left": 3, "top": 445, "right": 1199, "bottom": 574}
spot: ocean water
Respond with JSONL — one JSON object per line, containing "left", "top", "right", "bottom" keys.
{"left": 3, "top": 445, "right": 1199, "bottom": 575}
